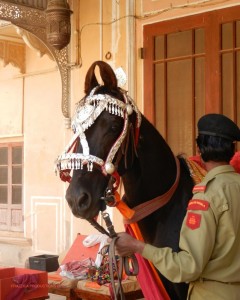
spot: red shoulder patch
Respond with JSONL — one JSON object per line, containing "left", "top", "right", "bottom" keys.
{"left": 186, "top": 212, "right": 201, "bottom": 230}
{"left": 187, "top": 199, "right": 209, "bottom": 211}
{"left": 193, "top": 185, "right": 206, "bottom": 193}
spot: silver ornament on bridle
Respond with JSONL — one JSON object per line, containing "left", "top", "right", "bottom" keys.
{"left": 55, "top": 85, "right": 141, "bottom": 177}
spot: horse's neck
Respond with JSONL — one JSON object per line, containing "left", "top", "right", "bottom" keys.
{"left": 122, "top": 116, "right": 177, "bottom": 207}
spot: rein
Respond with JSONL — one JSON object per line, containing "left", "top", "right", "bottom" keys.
{"left": 89, "top": 212, "right": 138, "bottom": 300}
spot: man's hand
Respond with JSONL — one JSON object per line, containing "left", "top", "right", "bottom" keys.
{"left": 108, "top": 232, "right": 145, "bottom": 257}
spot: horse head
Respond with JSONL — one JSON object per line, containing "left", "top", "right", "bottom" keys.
{"left": 55, "top": 61, "right": 141, "bottom": 220}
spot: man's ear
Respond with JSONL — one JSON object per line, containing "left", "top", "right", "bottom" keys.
{"left": 196, "top": 146, "right": 201, "bottom": 156}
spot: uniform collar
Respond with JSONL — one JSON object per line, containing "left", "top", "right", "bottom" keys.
{"left": 205, "top": 164, "right": 235, "bottom": 181}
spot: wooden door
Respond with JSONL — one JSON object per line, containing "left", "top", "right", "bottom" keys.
{"left": 144, "top": 6, "right": 240, "bottom": 155}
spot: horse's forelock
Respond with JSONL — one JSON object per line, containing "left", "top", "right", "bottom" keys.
{"left": 84, "top": 61, "right": 118, "bottom": 95}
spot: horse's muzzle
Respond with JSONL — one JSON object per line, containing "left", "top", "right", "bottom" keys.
{"left": 66, "top": 187, "right": 105, "bottom": 219}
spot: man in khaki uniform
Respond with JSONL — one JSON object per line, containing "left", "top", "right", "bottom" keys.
{"left": 113, "top": 114, "right": 240, "bottom": 299}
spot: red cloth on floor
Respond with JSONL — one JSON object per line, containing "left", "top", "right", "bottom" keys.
{"left": 6, "top": 274, "right": 39, "bottom": 300}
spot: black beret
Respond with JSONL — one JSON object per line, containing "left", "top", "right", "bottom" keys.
{"left": 198, "top": 113, "right": 240, "bottom": 141}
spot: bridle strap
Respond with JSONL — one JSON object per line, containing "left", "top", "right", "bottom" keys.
{"left": 87, "top": 218, "right": 110, "bottom": 236}
{"left": 123, "top": 156, "right": 180, "bottom": 224}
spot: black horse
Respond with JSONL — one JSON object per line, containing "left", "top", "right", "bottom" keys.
{"left": 56, "top": 61, "right": 195, "bottom": 300}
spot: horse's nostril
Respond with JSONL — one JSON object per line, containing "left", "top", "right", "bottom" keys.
{"left": 77, "top": 193, "right": 90, "bottom": 210}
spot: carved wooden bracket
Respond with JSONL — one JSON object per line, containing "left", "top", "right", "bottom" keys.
{"left": 0, "top": 0, "right": 70, "bottom": 118}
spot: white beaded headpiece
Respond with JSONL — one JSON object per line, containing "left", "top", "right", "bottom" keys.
{"left": 55, "top": 85, "right": 141, "bottom": 178}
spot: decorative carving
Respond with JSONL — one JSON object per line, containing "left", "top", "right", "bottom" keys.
{"left": 16, "top": 27, "right": 53, "bottom": 59}
{"left": 0, "top": 0, "right": 71, "bottom": 118}
{"left": 53, "top": 46, "right": 70, "bottom": 118}
{"left": 4, "top": 0, "right": 47, "bottom": 9}
{"left": 0, "top": 40, "right": 25, "bottom": 72}
{"left": 46, "top": 0, "right": 72, "bottom": 50}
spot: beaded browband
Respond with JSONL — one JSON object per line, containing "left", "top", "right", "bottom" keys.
{"left": 55, "top": 85, "right": 142, "bottom": 181}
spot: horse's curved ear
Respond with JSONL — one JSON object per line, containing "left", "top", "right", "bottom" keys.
{"left": 84, "top": 61, "right": 118, "bottom": 94}
{"left": 84, "top": 61, "right": 99, "bottom": 94}
{"left": 98, "top": 61, "right": 118, "bottom": 90}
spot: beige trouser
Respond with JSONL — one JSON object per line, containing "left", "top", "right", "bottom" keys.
{"left": 187, "top": 280, "right": 240, "bottom": 300}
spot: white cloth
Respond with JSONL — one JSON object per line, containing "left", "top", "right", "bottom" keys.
{"left": 83, "top": 234, "right": 109, "bottom": 267}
